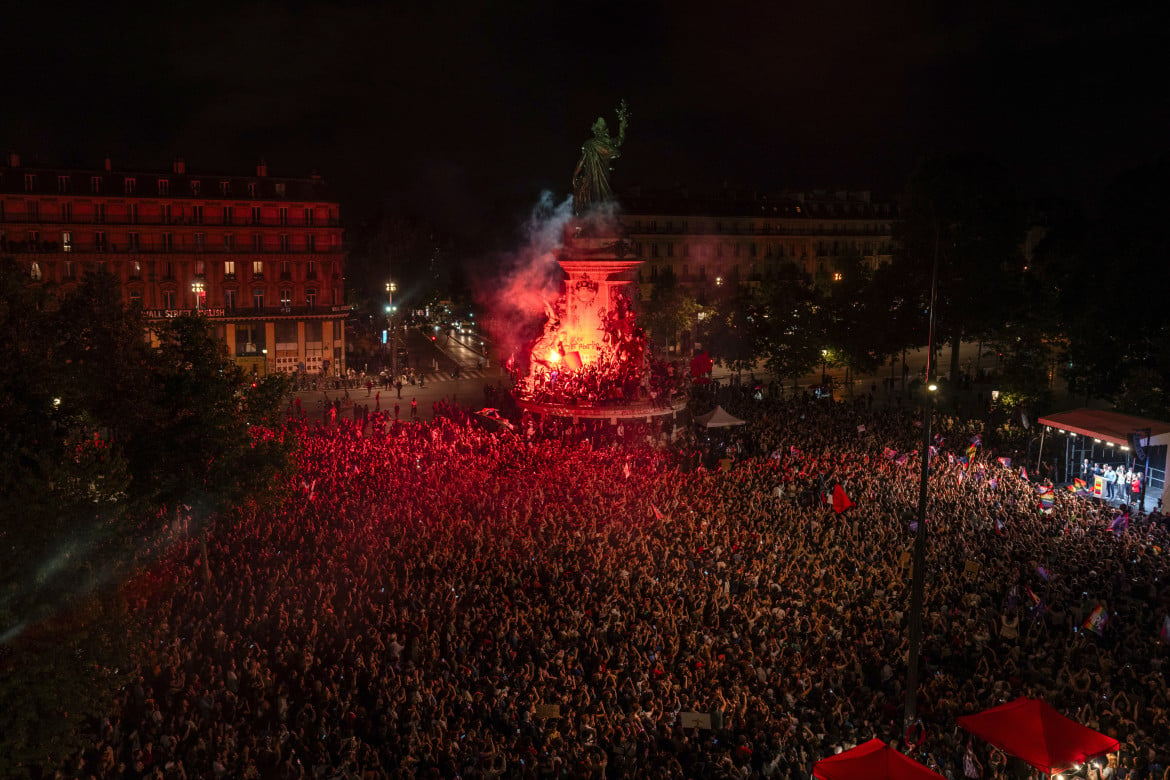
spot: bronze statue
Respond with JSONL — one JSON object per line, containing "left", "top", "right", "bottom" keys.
{"left": 572, "top": 100, "right": 629, "bottom": 214}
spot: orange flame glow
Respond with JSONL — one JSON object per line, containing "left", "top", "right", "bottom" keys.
{"left": 547, "top": 349, "right": 561, "bottom": 363}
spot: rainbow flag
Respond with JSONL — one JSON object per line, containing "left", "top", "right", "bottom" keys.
{"left": 1036, "top": 485, "right": 1055, "bottom": 513}
{"left": 997, "top": 457, "right": 1012, "bottom": 468}
{"left": 966, "top": 444, "right": 978, "bottom": 462}
{"left": 1083, "top": 605, "right": 1109, "bottom": 636}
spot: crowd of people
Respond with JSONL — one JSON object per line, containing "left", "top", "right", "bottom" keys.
{"left": 54, "top": 381, "right": 1170, "bottom": 779}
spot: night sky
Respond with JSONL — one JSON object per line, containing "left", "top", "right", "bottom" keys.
{"left": 2, "top": 1, "right": 1165, "bottom": 245}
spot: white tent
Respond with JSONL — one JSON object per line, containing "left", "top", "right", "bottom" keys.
{"left": 695, "top": 405, "right": 746, "bottom": 428}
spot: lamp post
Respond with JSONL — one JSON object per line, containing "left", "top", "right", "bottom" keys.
{"left": 905, "top": 221, "right": 941, "bottom": 730}
{"left": 191, "top": 280, "right": 205, "bottom": 312}
{"left": 386, "top": 281, "right": 398, "bottom": 383}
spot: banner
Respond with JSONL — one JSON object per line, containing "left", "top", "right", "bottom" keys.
{"left": 1093, "top": 475, "right": 1104, "bottom": 497}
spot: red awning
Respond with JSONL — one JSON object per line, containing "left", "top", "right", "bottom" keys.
{"left": 958, "top": 698, "right": 1120, "bottom": 775}
{"left": 814, "top": 739, "right": 946, "bottom": 780}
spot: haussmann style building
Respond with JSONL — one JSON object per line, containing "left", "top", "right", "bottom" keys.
{"left": 1, "top": 152, "right": 347, "bottom": 378}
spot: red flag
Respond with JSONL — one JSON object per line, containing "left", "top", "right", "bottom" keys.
{"left": 832, "top": 484, "right": 854, "bottom": 514}
{"left": 690, "top": 351, "right": 714, "bottom": 378}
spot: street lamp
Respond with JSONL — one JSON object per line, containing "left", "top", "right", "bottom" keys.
{"left": 191, "top": 280, "right": 205, "bottom": 312}
{"left": 386, "top": 281, "right": 398, "bottom": 382}
{"left": 821, "top": 349, "right": 829, "bottom": 384}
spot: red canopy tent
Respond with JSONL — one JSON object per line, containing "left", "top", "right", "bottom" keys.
{"left": 814, "top": 739, "right": 946, "bottom": 780}
{"left": 958, "top": 698, "right": 1120, "bottom": 775}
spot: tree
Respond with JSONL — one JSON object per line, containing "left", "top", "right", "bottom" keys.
{"left": 702, "top": 283, "right": 765, "bottom": 375}
{"left": 892, "top": 154, "right": 1027, "bottom": 383}
{"left": 638, "top": 270, "right": 703, "bottom": 356}
{"left": 0, "top": 265, "right": 293, "bottom": 773}
{"left": 757, "top": 265, "right": 826, "bottom": 391}
{"left": 1036, "top": 160, "right": 1170, "bottom": 416}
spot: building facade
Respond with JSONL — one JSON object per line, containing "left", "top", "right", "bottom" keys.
{"left": 1, "top": 153, "right": 346, "bottom": 377}
{"left": 618, "top": 188, "right": 896, "bottom": 296}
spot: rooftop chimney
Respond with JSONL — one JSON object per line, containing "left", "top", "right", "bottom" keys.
{"left": 5, "top": 151, "right": 18, "bottom": 168}
{"left": 257, "top": 160, "right": 268, "bottom": 177}
{"left": 104, "top": 154, "right": 112, "bottom": 171}
{"left": 174, "top": 157, "right": 186, "bottom": 174}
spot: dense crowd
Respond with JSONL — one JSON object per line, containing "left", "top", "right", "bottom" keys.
{"left": 56, "top": 383, "right": 1170, "bottom": 779}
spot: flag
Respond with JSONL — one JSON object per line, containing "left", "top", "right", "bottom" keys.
{"left": 896, "top": 453, "right": 910, "bottom": 466}
{"left": 966, "top": 444, "right": 978, "bottom": 462}
{"left": 832, "top": 484, "right": 854, "bottom": 514}
{"left": 958, "top": 469, "right": 966, "bottom": 485}
{"left": 929, "top": 445, "right": 939, "bottom": 460}
{"left": 790, "top": 445, "right": 801, "bottom": 456}
{"left": 1083, "top": 605, "right": 1109, "bottom": 635}
{"left": 988, "top": 477, "right": 998, "bottom": 490}
{"left": 1110, "top": 511, "right": 1131, "bottom": 536}
{"left": 1160, "top": 614, "right": 1170, "bottom": 644}
{"left": 1074, "top": 477, "right": 1087, "bottom": 490}
{"left": 970, "top": 434, "right": 982, "bottom": 446}
{"left": 1020, "top": 467, "right": 1029, "bottom": 481}
{"left": 1037, "top": 565, "right": 1050, "bottom": 581}
{"left": 997, "top": 457, "right": 1012, "bottom": 468}
{"left": 947, "top": 453, "right": 956, "bottom": 465}
{"left": 995, "top": 516, "right": 1004, "bottom": 534}
{"left": 857, "top": 424, "right": 866, "bottom": 434}
{"left": 623, "top": 461, "right": 631, "bottom": 480}
{"left": 1025, "top": 586, "right": 1041, "bottom": 606}
{"left": 1037, "top": 485, "right": 1055, "bottom": 513}
{"left": 934, "top": 433, "right": 945, "bottom": 445}
{"left": 1066, "top": 484, "right": 1078, "bottom": 494}
{"left": 883, "top": 447, "right": 898, "bottom": 461}
{"left": 652, "top": 505, "right": 665, "bottom": 522}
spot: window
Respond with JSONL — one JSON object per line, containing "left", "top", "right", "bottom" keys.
{"left": 252, "top": 260, "right": 263, "bottom": 277}
{"left": 219, "top": 180, "right": 231, "bottom": 196}
{"left": 224, "top": 233, "right": 234, "bottom": 250}
{"left": 306, "top": 290, "right": 316, "bottom": 309}
{"left": 194, "top": 260, "right": 205, "bottom": 276}
{"left": 163, "top": 260, "right": 175, "bottom": 279}
{"left": 94, "top": 203, "right": 105, "bottom": 223}
{"left": 274, "top": 182, "right": 286, "bottom": 197}
{"left": 252, "top": 233, "right": 262, "bottom": 251}
{"left": 666, "top": 243, "right": 673, "bottom": 258}
{"left": 247, "top": 182, "right": 256, "bottom": 197}
{"left": 160, "top": 204, "right": 171, "bottom": 224}
{"left": 306, "top": 233, "right": 316, "bottom": 252}
{"left": 158, "top": 179, "right": 169, "bottom": 195}
{"left": 63, "top": 260, "right": 75, "bottom": 279}
{"left": 253, "top": 289, "right": 265, "bottom": 309}
{"left": 224, "top": 259, "right": 236, "bottom": 277}
{"left": 57, "top": 175, "right": 70, "bottom": 194}
{"left": 303, "top": 207, "right": 313, "bottom": 225}
{"left": 26, "top": 200, "right": 39, "bottom": 220}
{"left": 131, "top": 260, "right": 141, "bottom": 278}
{"left": 161, "top": 232, "right": 173, "bottom": 252}
{"left": 333, "top": 288, "right": 341, "bottom": 305}
{"left": 28, "top": 230, "right": 39, "bottom": 250}
{"left": 62, "top": 231, "right": 72, "bottom": 252}
{"left": 163, "top": 290, "right": 176, "bottom": 309}
{"left": 280, "top": 289, "right": 292, "bottom": 308}
{"left": 190, "top": 180, "right": 200, "bottom": 196}
{"left": 280, "top": 260, "right": 291, "bottom": 279}
{"left": 279, "top": 206, "right": 288, "bottom": 225}
{"left": 194, "top": 232, "right": 205, "bottom": 251}
{"left": 94, "top": 231, "right": 106, "bottom": 252}
{"left": 251, "top": 206, "right": 261, "bottom": 224}
{"left": 127, "top": 232, "right": 139, "bottom": 251}
{"left": 192, "top": 205, "right": 203, "bottom": 224}
{"left": 124, "top": 177, "right": 136, "bottom": 195}
{"left": 128, "top": 203, "right": 138, "bottom": 223}
{"left": 23, "top": 173, "right": 37, "bottom": 192}
{"left": 30, "top": 261, "right": 42, "bottom": 280}
{"left": 279, "top": 233, "right": 290, "bottom": 252}
{"left": 90, "top": 176, "right": 102, "bottom": 194}
{"left": 306, "top": 260, "right": 317, "bottom": 279}
{"left": 224, "top": 289, "right": 236, "bottom": 310}
{"left": 129, "top": 290, "right": 142, "bottom": 308}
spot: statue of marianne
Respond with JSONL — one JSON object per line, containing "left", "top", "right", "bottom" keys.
{"left": 572, "top": 100, "right": 629, "bottom": 215}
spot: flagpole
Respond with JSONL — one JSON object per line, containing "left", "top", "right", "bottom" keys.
{"left": 904, "top": 220, "right": 940, "bottom": 730}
